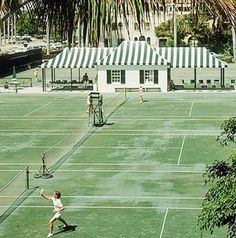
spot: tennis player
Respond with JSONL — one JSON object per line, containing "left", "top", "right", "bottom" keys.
{"left": 87, "top": 93, "right": 93, "bottom": 113}
{"left": 40, "top": 190, "right": 68, "bottom": 237}
{"left": 139, "top": 86, "right": 144, "bottom": 102}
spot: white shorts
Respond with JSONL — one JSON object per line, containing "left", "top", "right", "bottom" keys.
{"left": 52, "top": 212, "right": 62, "bottom": 219}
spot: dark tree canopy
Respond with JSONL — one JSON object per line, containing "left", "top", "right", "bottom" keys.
{"left": 1, "top": 0, "right": 236, "bottom": 47}
{"left": 198, "top": 117, "right": 236, "bottom": 238}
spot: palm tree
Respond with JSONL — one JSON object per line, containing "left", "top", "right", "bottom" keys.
{"left": 0, "top": 0, "right": 155, "bottom": 47}
{"left": 204, "top": 0, "right": 236, "bottom": 59}
{"left": 1, "top": 0, "right": 236, "bottom": 50}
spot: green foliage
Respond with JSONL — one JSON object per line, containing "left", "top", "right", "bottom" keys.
{"left": 198, "top": 153, "right": 236, "bottom": 237}
{"left": 16, "top": 12, "right": 37, "bottom": 36}
{"left": 155, "top": 13, "right": 232, "bottom": 52}
{"left": 155, "top": 21, "right": 172, "bottom": 38}
{"left": 222, "top": 49, "right": 234, "bottom": 63}
{"left": 198, "top": 117, "right": 236, "bottom": 237}
{"left": 166, "top": 38, "right": 174, "bottom": 47}
{"left": 217, "top": 117, "right": 236, "bottom": 146}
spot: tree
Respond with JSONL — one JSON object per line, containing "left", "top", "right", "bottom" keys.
{"left": 16, "top": 11, "right": 37, "bottom": 36}
{"left": 217, "top": 117, "right": 236, "bottom": 146}
{"left": 155, "top": 12, "right": 233, "bottom": 51}
{"left": 1, "top": 0, "right": 236, "bottom": 47}
{"left": 197, "top": 117, "right": 236, "bottom": 238}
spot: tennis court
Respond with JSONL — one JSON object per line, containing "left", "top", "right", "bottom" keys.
{"left": 0, "top": 91, "right": 235, "bottom": 238}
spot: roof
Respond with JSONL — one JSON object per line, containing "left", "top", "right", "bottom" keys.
{"left": 41, "top": 47, "right": 114, "bottom": 68}
{"left": 96, "top": 41, "right": 170, "bottom": 66}
{"left": 155, "top": 47, "right": 227, "bottom": 68}
{"left": 41, "top": 44, "right": 227, "bottom": 69}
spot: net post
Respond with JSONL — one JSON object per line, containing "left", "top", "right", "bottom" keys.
{"left": 26, "top": 166, "right": 29, "bottom": 190}
{"left": 124, "top": 87, "right": 127, "bottom": 100}
{"left": 34, "top": 153, "right": 53, "bottom": 179}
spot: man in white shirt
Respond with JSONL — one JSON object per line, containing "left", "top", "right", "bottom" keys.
{"left": 41, "top": 190, "right": 68, "bottom": 237}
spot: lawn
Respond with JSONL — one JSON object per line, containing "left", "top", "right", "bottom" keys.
{"left": 0, "top": 91, "right": 235, "bottom": 238}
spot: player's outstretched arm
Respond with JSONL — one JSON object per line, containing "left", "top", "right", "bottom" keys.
{"left": 40, "top": 188, "right": 50, "bottom": 200}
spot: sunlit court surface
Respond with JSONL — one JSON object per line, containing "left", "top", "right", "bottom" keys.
{"left": 0, "top": 91, "right": 235, "bottom": 238}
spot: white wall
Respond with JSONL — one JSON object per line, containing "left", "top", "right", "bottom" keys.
{"left": 159, "top": 70, "right": 168, "bottom": 92}
{"left": 97, "top": 69, "right": 168, "bottom": 92}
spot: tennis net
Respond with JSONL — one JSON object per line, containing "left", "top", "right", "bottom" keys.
{"left": 0, "top": 167, "right": 38, "bottom": 224}
{"left": 36, "top": 92, "right": 127, "bottom": 177}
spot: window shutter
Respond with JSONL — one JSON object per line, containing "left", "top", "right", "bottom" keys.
{"left": 154, "top": 70, "right": 159, "bottom": 84}
{"left": 121, "top": 70, "right": 125, "bottom": 84}
{"left": 107, "top": 70, "right": 111, "bottom": 84}
{"left": 139, "top": 70, "right": 144, "bottom": 84}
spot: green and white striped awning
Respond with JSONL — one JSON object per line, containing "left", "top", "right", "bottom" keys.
{"left": 155, "top": 47, "right": 227, "bottom": 68}
{"left": 41, "top": 47, "right": 114, "bottom": 68}
{"left": 96, "top": 41, "right": 170, "bottom": 66}
{"left": 41, "top": 44, "right": 227, "bottom": 69}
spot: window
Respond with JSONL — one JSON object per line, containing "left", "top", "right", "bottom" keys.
{"left": 206, "top": 80, "right": 211, "bottom": 84}
{"left": 144, "top": 70, "right": 154, "bottom": 83}
{"left": 134, "top": 23, "right": 139, "bottom": 31}
{"left": 140, "top": 70, "right": 158, "bottom": 84}
{"left": 231, "top": 79, "right": 235, "bottom": 84}
{"left": 111, "top": 70, "right": 121, "bottom": 83}
{"left": 147, "top": 37, "right": 151, "bottom": 45}
{"left": 199, "top": 80, "right": 203, "bottom": 84}
{"left": 118, "top": 38, "right": 124, "bottom": 45}
{"left": 112, "top": 22, "right": 117, "bottom": 31}
{"left": 104, "top": 39, "right": 108, "bottom": 47}
{"left": 145, "top": 22, "right": 150, "bottom": 31}
{"left": 139, "top": 35, "right": 145, "bottom": 41}
{"left": 118, "top": 22, "right": 123, "bottom": 29}
{"left": 107, "top": 70, "right": 125, "bottom": 84}
{"left": 190, "top": 80, "right": 195, "bottom": 84}
{"left": 134, "top": 37, "right": 138, "bottom": 41}
{"left": 168, "top": 6, "right": 173, "bottom": 12}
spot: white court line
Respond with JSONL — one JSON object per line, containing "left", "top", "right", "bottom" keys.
{"left": 0, "top": 129, "right": 75, "bottom": 132}
{"left": 0, "top": 115, "right": 228, "bottom": 119}
{"left": 91, "top": 133, "right": 219, "bottom": 136}
{"left": 80, "top": 146, "right": 181, "bottom": 149}
{"left": 177, "top": 135, "right": 186, "bottom": 165}
{"left": 0, "top": 195, "right": 204, "bottom": 199}
{"left": 160, "top": 208, "right": 168, "bottom": 238}
{"left": 99, "top": 129, "right": 220, "bottom": 132}
{"left": 47, "top": 169, "right": 204, "bottom": 173}
{"left": 0, "top": 163, "right": 41, "bottom": 165}
{"left": 112, "top": 116, "right": 228, "bottom": 119}
{"left": 189, "top": 102, "right": 194, "bottom": 117}
{"left": 0, "top": 132, "right": 219, "bottom": 137}
{"left": 121, "top": 107, "right": 191, "bottom": 110}
{"left": 0, "top": 169, "right": 204, "bottom": 173}
{"left": 0, "top": 129, "right": 220, "bottom": 135}
{"left": 0, "top": 205, "right": 202, "bottom": 210}
{"left": 110, "top": 118, "right": 225, "bottom": 121}
{"left": 0, "top": 170, "right": 32, "bottom": 172}
{"left": 0, "top": 162, "right": 207, "bottom": 167}
{"left": 0, "top": 118, "right": 85, "bottom": 121}
{"left": 24, "top": 102, "right": 53, "bottom": 117}
{"left": 0, "top": 116, "right": 86, "bottom": 118}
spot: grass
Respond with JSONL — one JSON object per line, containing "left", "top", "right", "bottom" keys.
{"left": 0, "top": 91, "right": 235, "bottom": 237}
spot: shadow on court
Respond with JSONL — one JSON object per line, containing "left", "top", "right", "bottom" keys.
{"left": 54, "top": 225, "right": 78, "bottom": 236}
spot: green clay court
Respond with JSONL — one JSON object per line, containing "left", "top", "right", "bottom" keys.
{"left": 0, "top": 91, "right": 235, "bottom": 238}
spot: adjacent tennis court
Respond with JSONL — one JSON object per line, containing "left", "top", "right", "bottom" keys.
{"left": 0, "top": 91, "right": 235, "bottom": 237}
